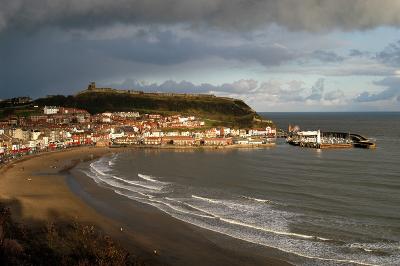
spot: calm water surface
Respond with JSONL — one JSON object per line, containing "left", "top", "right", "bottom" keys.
{"left": 79, "top": 112, "right": 400, "bottom": 265}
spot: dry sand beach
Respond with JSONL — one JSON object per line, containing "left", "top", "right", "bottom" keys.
{"left": 0, "top": 147, "right": 291, "bottom": 266}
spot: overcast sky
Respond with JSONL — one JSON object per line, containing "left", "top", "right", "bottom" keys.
{"left": 1, "top": 0, "right": 400, "bottom": 111}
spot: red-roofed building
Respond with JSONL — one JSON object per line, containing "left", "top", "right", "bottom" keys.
{"left": 162, "top": 136, "right": 195, "bottom": 146}
{"left": 203, "top": 137, "right": 233, "bottom": 146}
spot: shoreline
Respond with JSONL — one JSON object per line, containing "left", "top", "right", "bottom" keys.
{"left": 0, "top": 143, "right": 276, "bottom": 169}
{"left": 0, "top": 147, "right": 165, "bottom": 264}
{"left": 0, "top": 146, "right": 292, "bottom": 266}
{"left": 111, "top": 143, "right": 276, "bottom": 149}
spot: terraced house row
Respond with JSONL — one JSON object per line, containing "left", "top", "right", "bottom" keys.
{"left": 0, "top": 105, "right": 276, "bottom": 163}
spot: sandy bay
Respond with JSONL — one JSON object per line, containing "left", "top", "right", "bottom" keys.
{"left": 0, "top": 146, "right": 290, "bottom": 266}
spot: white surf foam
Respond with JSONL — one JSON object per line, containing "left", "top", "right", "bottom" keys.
{"left": 123, "top": 195, "right": 379, "bottom": 266}
{"left": 111, "top": 175, "right": 163, "bottom": 191}
{"left": 81, "top": 158, "right": 392, "bottom": 266}
{"left": 85, "top": 168, "right": 134, "bottom": 193}
{"left": 165, "top": 198, "right": 218, "bottom": 219}
{"left": 86, "top": 160, "right": 165, "bottom": 196}
{"left": 242, "top": 195, "right": 274, "bottom": 204}
{"left": 138, "top": 173, "right": 169, "bottom": 184}
{"left": 113, "top": 190, "right": 148, "bottom": 201}
{"left": 149, "top": 198, "right": 215, "bottom": 219}
{"left": 219, "top": 217, "right": 331, "bottom": 241}
{"left": 90, "top": 162, "right": 108, "bottom": 175}
{"left": 192, "top": 195, "right": 222, "bottom": 204}
{"left": 108, "top": 154, "right": 118, "bottom": 166}
{"left": 349, "top": 242, "right": 400, "bottom": 254}
{"left": 172, "top": 197, "right": 331, "bottom": 241}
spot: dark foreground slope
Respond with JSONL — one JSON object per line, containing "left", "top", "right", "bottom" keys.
{"left": 34, "top": 90, "right": 272, "bottom": 128}
{"left": 0, "top": 205, "right": 159, "bottom": 266}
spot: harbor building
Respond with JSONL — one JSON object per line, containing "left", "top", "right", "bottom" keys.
{"left": 288, "top": 130, "right": 353, "bottom": 148}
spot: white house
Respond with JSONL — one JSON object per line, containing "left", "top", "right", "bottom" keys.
{"left": 239, "top": 129, "right": 249, "bottom": 138}
{"left": 249, "top": 128, "right": 268, "bottom": 136}
{"left": 165, "top": 131, "right": 179, "bottom": 137}
{"left": 102, "top": 116, "right": 111, "bottom": 123}
{"left": 222, "top": 127, "right": 231, "bottom": 136}
{"left": 115, "top": 112, "right": 140, "bottom": 118}
{"left": 230, "top": 129, "right": 240, "bottom": 137}
{"left": 27, "top": 140, "right": 37, "bottom": 149}
{"left": 266, "top": 126, "right": 277, "bottom": 136}
{"left": 178, "top": 117, "right": 189, "bottom": 123}
{"left": 44, "top": 106, "right": 60, "bottom": 115}
{"left": 180, "top": 131, "right": 190, "bottom": 136}
{"left": 110, "top": 132, "right": 125, "bottom": 140}
{"left": 31, "top": 130, "right": 42, "bottom": 140}
{"left": 149, "top": 130, "right": 164, "bottom": 137}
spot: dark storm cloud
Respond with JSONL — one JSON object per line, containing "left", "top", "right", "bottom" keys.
{"left": 0, "top": 26, "right": 301, "bottom": 99}
{"left": 90, "top": 30, "right": 297, "bottom": 66}
{"left": 355, "top": 77, "right": 400, "bottom": 102}
{"left": 2, "top": 0, "right": 400, "bottom": 33}
{"left": 0, "top": 30, "right": 138, "bottom": 98}
{"left": 2, "top": 0, "right": 399, "bottom": 109}
{"left": 91, "top": 30, "right": 205, "bottom": 65}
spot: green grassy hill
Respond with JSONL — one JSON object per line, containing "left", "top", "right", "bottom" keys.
{"left": 32, "top": 90, "right": 272, "bottom": 128}
{"left": 0, "top": 104, "right": 42, "bottom": 120}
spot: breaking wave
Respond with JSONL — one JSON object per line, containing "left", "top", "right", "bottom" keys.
{"left": 242, "top": 195, "right": 275, "bottom": 204}
{"left": 191, "top": 195, "right": 222, "bottom": 204}
{"left": 138, "top": 174, "right": 169, "bottom": 185}
{"left": 79, "top": 155, "right": 399, "bottom": 266}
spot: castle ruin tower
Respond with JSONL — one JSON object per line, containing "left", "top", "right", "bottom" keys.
{"left": 88, "top": 82, "right": 96, "bottom": 90}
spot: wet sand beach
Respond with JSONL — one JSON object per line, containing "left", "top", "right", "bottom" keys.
{"left": 0, "top": 147, "right": 291, "bottom": 266}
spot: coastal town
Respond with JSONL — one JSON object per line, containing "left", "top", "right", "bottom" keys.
{"left": 0, "top": 101, "right": 277, "bottom": 164}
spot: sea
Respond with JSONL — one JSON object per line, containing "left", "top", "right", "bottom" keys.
{"left": 73, "top": 112, "right": 400, "bottom": 265}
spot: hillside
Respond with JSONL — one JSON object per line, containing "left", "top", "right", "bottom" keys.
{"left": 33, "top": 89, "right": 272, "bottom": 128}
